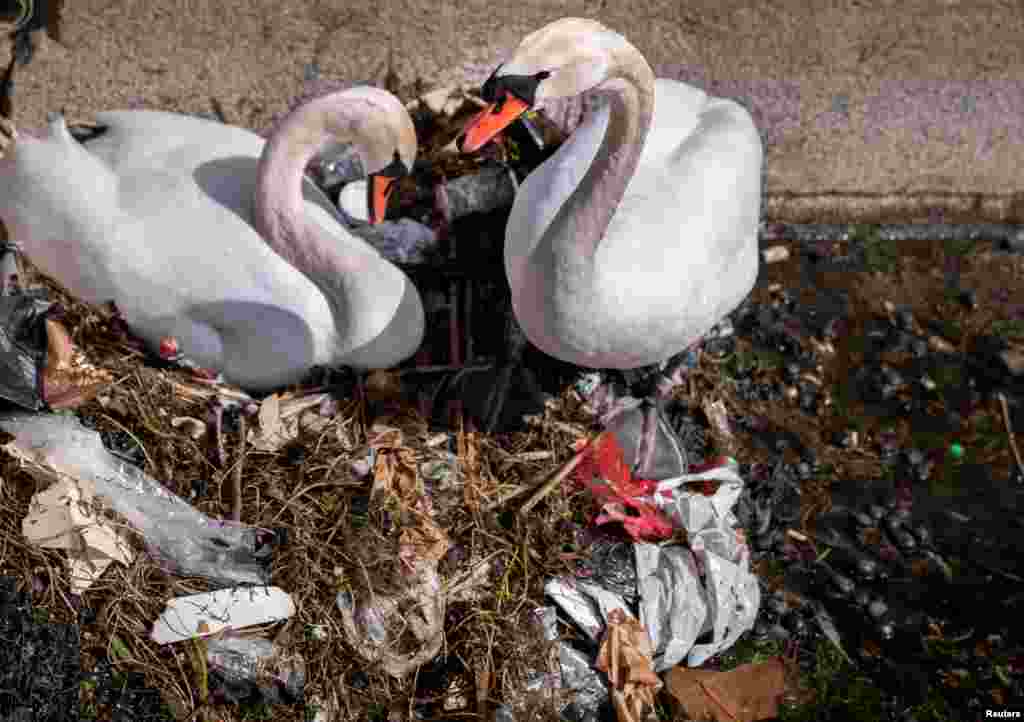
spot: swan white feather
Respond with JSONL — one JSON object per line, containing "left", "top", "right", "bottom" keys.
{"left": 466, "top": 19, "right": 763, "bottom": 372}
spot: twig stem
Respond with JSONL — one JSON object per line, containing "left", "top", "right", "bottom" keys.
{"left": 998, "top": 392, "right": 1024, "bottom": 479}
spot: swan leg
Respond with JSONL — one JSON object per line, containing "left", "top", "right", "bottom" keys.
{"left": 628, "top": 344, "right": 702, "bottom": 478}
{"left": 600, "top": 390, "right": 687, "bottom": 481}
{"left": 583, "top": 344, "right": 701, "bottom": 480}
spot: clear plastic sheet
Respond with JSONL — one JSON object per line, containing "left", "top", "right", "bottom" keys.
{"left": 0, "top": 412, "right": 274, "bottom": 585}
{"left": 334, "top": 560, "right": 445, "bottom": 679}
{"left": 206, "top": 635, "right": 305, "bottom": 705}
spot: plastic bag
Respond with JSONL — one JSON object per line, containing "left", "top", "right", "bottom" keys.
{"left": 206, "top": 634, "right": 305, "bottom": 705}
{"left": 0, "top": 412, "right": 275, "bottom": 585}
{"left": 547, "top": 459, "right": 760, "bottom": 672}
{"left": 0, "top": 242, "right": 51, "bottom": 410}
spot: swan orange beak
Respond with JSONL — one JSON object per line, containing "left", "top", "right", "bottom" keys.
{"left": 459, "top": 92, "right": 531, "bottom": 153}
{"left": 367, "top": 174, "right": 396, "bottom": 225}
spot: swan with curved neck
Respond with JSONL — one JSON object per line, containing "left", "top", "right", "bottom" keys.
{"left": 460, "top": 19, "right": 763, "bottom": 477}
{"left": 0, "top": 86, "right": 425, "bottom": 391}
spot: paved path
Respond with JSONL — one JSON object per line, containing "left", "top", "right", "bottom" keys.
{"left": 5, "top": 0, "right": 1024, "bottom": 222}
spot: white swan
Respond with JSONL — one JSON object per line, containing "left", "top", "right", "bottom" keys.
{"left": 0, "top": 86, "right": 425, "bottom": 392}
{"left": 460, "top": 18, "right": 763, "bottom": 477}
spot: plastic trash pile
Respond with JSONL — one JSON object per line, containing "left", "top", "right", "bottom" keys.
{"left": 497, "top": 431, "right": 780, "bottom": 721}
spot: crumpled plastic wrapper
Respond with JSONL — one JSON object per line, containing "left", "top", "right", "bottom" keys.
{"left": 546, "top": 461, "right": 759, "bottom": 672}
{"left": 558, "top": 643, "right": 611, "bottom": 722}
{"left": 517, "top": 605, "right": 608, "bottom": 722}
{"left": 545, "top": 577, "right": 635, "bottom": 643}
{"left": 0, "top": 285, "right": 51, "bottom": 410}
{"left": 0, "top": 243, "right": 110, "bottom": 411}
{"left": 309, "top": 142, "right": 364, "bottom": 189}
{"left": 335, "top": 179, "right": 441, "bottom": 264}
{"left": 573, "top": 536, "right": 638, "bottom": 601}
{"left": 645, "top": 461, "right": 760, "bottom": 667}
{"left": 441, "top": 165, "right": 517, "bottom": 220}
{"left": 206, "top": 635, "right": 306, "bottom": 705}
{"left": 335, "top": 559, "right": 445, "bottom": 679}
{"left": 338, "top": 420, "right": 450, "bottom": 675}
{"left": 0, "top": 412, "right": 274, "bottom": 586}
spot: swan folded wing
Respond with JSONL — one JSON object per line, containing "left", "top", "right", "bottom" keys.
{"left": 638, "top": 79, "right": 712, "bottom": 166}
{"left": 113, "top": 166, "right": 334, "bottom": 348}
{"left": 94, "top": 111, "right": 347, "bottom": 231}
{"left": 90, "top": 111, "right": 266, "bottom": 171}
{"left": 594, "top": 97, "right": 761, "bottom": 354}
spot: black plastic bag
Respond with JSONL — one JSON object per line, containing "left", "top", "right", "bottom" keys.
{"left": 0, "top": 243, "right": 52, "bottom": 410}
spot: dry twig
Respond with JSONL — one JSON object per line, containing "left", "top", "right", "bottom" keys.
{"left": 232, "top": 413, "right": 246, "bottom": 522}
{"left": 997, "top": 392, "right": 1024, "bottom": 479}
{"left": 518, "top": 445, "right": 590, "bottom": 516}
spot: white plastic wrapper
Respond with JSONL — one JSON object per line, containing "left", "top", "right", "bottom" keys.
{"left": 544, "top": 577, "right": 632, "bottom": 643}
{"left": 648, "top": 461, "right": 760, "bottom": 667}
{"left": 545, "top": 461, "right": 760, "bottom": 674}
{"left": 634, "top": 544, "right": 707, "bottom": 671}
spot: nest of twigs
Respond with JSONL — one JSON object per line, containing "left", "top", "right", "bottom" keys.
{"left": 0, "top": 235, "right": 622, "bottom": 722}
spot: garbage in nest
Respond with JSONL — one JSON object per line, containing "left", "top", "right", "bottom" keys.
{"left": 336, "top": 419, "right": 450, "bottom": 679}
{"left": 246, "top": 390, "right": 337, "bottom": 452}
{"left": 595, "top": 608, "right": 662, "bottom": 722}
{"left": 519, "top": 605, "right": 609, "bottom": 721}
{"left": 21, "top": 472, "right": 135, "bottom": 593}
{"left": 206, "top": 634, "right": 306, "bottom": 705}
{"left": 0, "top": 242, "right": 111, "bottom": 411}
{"left": 336, "top": 185, "right": 441, "bottom": 264}
{"left": 150, "top": 586, "right": 295, "bottom": 644}
{"left": 435, "top": 165, "right": 519, "bottom": 220}
{"left": 310, "top": 142, "right": 364, "bottom": 190}
{"left": 335, "top": 558, "right": 445, "bottom": 680}
{"left": 0, "top": 412, "right": 278, "bottom": 586}
{"left": 414, "top": 84, "right": 480, "bottom": 118}
{"left": 571, "top": 433, "right": 672, "bottom": 542}
{"left": 663, "top": 657, "right": 789, "bottom": 722}
{"left": 540, "top": 431, "right": 758, "bottom": 684}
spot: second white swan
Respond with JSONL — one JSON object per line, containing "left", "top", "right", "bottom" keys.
{"left": 460, "top": 18, "right": 763, "bottom": 477}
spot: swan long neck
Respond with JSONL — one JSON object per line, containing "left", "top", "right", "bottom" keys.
{"left": 253, "top": 96, "right": 374, "bottom": 337}
{"left": 549, "top": 42, "right": 655, "bottom": 258}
